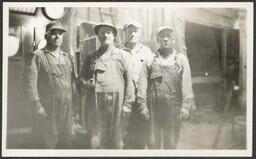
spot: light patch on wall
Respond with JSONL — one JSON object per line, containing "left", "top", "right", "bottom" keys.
{"left": 8, "top": 35, "right": 20, "bottom": 57}
{"left": 9, "top": 7, "right": 37, "bottom": 15}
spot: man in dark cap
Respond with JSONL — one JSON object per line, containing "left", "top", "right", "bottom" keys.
{"left": 122, "top": 20, "right": 154, "bottom": 149}
{"left": 137, "top": 26, "right": 195, "bottom": 149}
{"left": 80, "top": 23, "right": 135, "bottom": 149}
{"left": 23, "top": 20, "right": 76, "bottom": 148}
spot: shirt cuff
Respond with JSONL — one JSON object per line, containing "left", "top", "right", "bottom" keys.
{"left": 182, "top": 98, "right": 195, "bottom": 111}
{"left": 123, "top": 103, "right": 132, "bottom": 110}
{"left": 31, "top": 100, "right": 43, "bottom": 109}
{"left": 138, "top": 103, "right": 147, "bottom": 111}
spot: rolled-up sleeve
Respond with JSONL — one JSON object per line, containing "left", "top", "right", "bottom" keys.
{"left": 23, "top": 53, "right": 41, "bottom": 102}
{"left": 179, "top": 54, "right": 195, "bottom": 110}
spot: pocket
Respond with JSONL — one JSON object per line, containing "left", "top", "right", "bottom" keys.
{"left": 95, "top": 70, "right": 105, "bottom": 84}
{"left": 47, "top": 67, "right": 64, "bottom": 90}
{"left": 149, "top": 72, "right": 162, "bottom": 80}
{"left": 94, "top": 61, "right": 106, "bottom": 72}
{"left": 151, "top": 77, "right": 163, "bottom": 91}
{"left": 149, "top": 64, "right": 163, "bottom": 80}
{"left": 49, "top": 66, "right": 63, "bottom": 77}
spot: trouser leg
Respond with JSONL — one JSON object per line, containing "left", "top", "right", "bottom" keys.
{"left": 163, "top": 117, "right": 181, "bottom": 149}
{"left": 128, "top": 106, "right": 149, "bottom": 149}
{"left": 92, "top": 92, "right": 123, "bottom": 149}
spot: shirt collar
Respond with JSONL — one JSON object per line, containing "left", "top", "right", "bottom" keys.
{"left": 43, "top": 47, "right": 66, "bottom": 59}
{"left": 123, "top": 42, "right": 143, "bottom": 55}
{"left": 156, "top": 49, "right": 177, "bottom": 58}
{"left": 96, "top": 45, "right": 117, "bottom": 58}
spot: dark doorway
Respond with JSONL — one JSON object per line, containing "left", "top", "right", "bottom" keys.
{"left": 185, "top": 21, "right": 240, "bottom": 112}
{"left": 185, "top": 22, "right": 223, "bottom": 111}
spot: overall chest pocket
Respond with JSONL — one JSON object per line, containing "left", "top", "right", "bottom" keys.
{"left": 94, "top": 62, "right": 106, "bottom": 84}
{"left": 48, "top": 66, "right": 69, "bottom": 91}
{"left": 150, "top": 72, "right": 163, "bottom": 92}
{"left": 150, "top": 63, "right": 163, "bottom": 83}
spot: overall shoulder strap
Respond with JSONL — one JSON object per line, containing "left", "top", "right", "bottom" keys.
{"left": 174, "top": 52, "right": 183, "bottom": 74}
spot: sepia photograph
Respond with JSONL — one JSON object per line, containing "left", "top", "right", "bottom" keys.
{"left": 2, "top": 2, "right": 254, "bottom": 157}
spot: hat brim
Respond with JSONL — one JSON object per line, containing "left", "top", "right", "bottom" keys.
{"left": 157, "top": 27, "right": 174, "bottom": 35}
{"left": 48, "top": 27, "right": 66, "bottom": 33}
{"left": 94, "top": 24, "right": 117, "bottom": 36}
{"left": 124, "top": 24, "right": 141, "bottom": 30}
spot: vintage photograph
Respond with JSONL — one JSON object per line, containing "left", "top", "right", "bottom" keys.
{"left": 2, "top": 2, "right": 253, "bottom": 157}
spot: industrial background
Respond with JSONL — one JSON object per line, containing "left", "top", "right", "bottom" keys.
{"left": 7, "top": 6, "right": 247, "bottom": 149}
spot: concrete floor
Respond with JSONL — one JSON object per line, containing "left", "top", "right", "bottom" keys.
{"left": 177, "top": 106, "right": 246, "bottom": 149}
{"left": 6, "top": 106, "right": 246, "bottom": 149}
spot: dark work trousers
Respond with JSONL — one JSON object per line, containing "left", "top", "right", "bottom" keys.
{"left": 124, "top": 99, "right": 150, "bottom": 149}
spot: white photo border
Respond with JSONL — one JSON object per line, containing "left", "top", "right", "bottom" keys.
{"left": 2, "top": 1, "right": 254, "bottom": 157}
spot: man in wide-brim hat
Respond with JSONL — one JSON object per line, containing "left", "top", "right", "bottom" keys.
{"left": 80, "top": 22, "right": 135, "bottom": 149}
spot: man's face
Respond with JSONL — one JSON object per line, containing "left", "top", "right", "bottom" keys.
{"left": 46, "top": 29, "right": 64, "bottom": 47}
{"left": 97, "top": 26, "right": 115, "bottom": 46}
{"left": 124, "top": 25, "right": 141, "bottom": 44}
{"left": 157, "top": 29, "right": 175, "bottom": 49}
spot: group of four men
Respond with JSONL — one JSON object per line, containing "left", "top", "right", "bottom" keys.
{"left": 23, "top": 20, "right": 194, "bottom": 149}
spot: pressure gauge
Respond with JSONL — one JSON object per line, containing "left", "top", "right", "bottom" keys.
{"left": 43, "top": 7, "right": 65, "bottom": 20}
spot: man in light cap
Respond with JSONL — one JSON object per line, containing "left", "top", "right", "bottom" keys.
{"left": 23, "top": 20, "right": 76, "bottom": 148}
{"left": 122, "top": 20, "right": 155, "bottom": 149}
{"left": 137, "top": 26, "right": 195, "bottom": 149}
{"left": 80, "top": 23, "right": 135, "bottom": 149}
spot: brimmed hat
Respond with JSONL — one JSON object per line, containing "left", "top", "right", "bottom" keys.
{"left": 94, "top": 23, "right": 117, "bottom": 36}
{"left": 45, "top": 20, "right": 66, "bottom": 33}
{"left": 123, "top": 20, "right": 142, "bottom": 30}
{"left": 156, "top": 26, "right": 174, "bottom": 36}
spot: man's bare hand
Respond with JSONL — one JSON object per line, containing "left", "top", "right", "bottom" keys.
{"left": 34, "top": 102, "right": 47, "bottom": 119}
{"left": 122, "top": 105, "right": 131, "bottom": 118}
{"left": 179, "top": 107, "right": 189, "bottom": 120}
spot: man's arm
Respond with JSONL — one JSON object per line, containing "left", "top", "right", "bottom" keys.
{"left": 179, "top": 54, "right": 195, "bottom": 111}
{"left": 23, "top": 53, "right": 41, "bottom": 103}
{"left": 23, "top": 52, "right": 47, "bottom": 118}
{"left": 122, "top": 51, "right": 135, "bottom": 109}
{"left": 136, "top": 63, "right": 149, "bottom": 110}
{"left": 79, "top": 54, "right": 95, "bottom": 91}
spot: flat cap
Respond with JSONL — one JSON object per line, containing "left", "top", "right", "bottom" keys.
{"left": 123, "top": 20, "right": 142, "bottom": 30}
{"left": 45, "top": 20, "right": 66, "bottom": 33}
{"left": 156, "top": 26, "right": 174, "bottom": 35}
{"left": 94, "top": 22, "right": 117, "bottom": 36}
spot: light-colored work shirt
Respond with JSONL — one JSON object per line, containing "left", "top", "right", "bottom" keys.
{"left": 123, "top": 42, "right": 154, "bottom": 88}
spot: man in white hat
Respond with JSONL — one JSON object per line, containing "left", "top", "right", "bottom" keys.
{"left": 23, "top": 20, "right": 76, "bottom": 148}
{"left": 80, "top": 22, "right": 135, "bottom": 149}
{"left": 137, "top": 26, "right": 195, "bottom": 149}
{"left": 122, "top": 20, "right": 155, "bottom": 149}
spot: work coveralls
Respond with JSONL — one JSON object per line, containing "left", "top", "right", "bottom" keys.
{"left": 137, "top": 50, "right": 194, "bottom": 149}
{"left": 80, "top": 46, "right": 134, "bottom": 149}
{"left": 123, "top": 42, "right": 154, "bottom": 149}
{"left": 23, "top": 48, "right": 75, "bottom": 149}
